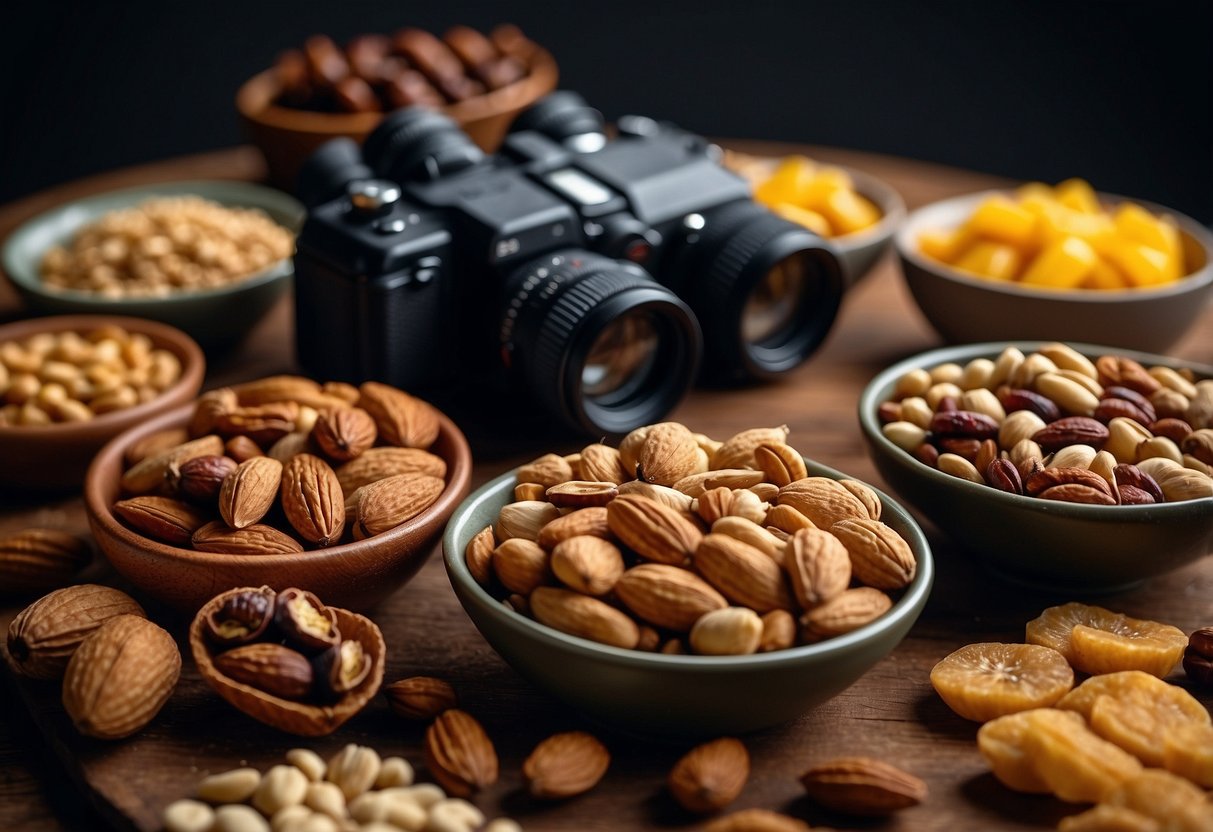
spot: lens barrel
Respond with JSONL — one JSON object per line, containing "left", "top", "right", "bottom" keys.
{"left": 296, "top": 138, "right": 375, "bottom": 208}
{"left": 501, "top": 250, "right": 701, "bottom": 435}
{"left": 509, "top": 90, "right": 607, "bottom": 152}
{"left": 667, "top": 201, "right": 844, "bottom": 382}
{"left": 363, "top": 107, "right": 484, "bottom": 182}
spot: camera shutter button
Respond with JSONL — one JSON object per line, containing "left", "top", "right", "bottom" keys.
{"left": 347, "top": 179, "right": 402, "bottom": 216}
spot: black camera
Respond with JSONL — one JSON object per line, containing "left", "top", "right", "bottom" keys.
{"left": 293, "top": 92, "right": 844, "bottom": 435}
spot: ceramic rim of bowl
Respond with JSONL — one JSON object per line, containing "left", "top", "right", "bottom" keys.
{"left": 1, "top": 180, "right": 304, "bottom": 305}
{"left": 858, "top": 339, "right": 1213, "bottom": 517}
{"left": 443, "top": 465, "right": 934, "bottom": 671}
{"left": 895, "top": 190, "right": 1213, "bottom": 303}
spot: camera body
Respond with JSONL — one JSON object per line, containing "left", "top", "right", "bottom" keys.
{"left": 294, "top": 93, "right": 843, "bottom": 435}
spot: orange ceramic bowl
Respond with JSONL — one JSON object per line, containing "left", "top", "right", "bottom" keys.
{"left": 236, "top": 46, "right": 559, "bottom": 188}
{"left": 0, "top": 315, "right": 205, "bottom": 492}
{"left": 83, "top": 402, "right": 472, "bottom": 614}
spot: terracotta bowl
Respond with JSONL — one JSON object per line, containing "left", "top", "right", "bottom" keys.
{"left": 189, "top": 586, "right": 385, "bottom": 736}
{"left": 442, "top": 460, "right": 934, "bottom": 737}
{"left": 0, "top": 315, "right": 205, "bottom": 492}
{"left": 896, "top": 191, "right": 1213, "bottom": 353}
{"left": 236, "top": 46, "right": 559, "bottom": 188}
{"left": 84, "top": 403, "right": 472, "bottom": 614}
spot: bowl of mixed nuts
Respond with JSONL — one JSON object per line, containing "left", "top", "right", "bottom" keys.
{"left": 442, "top": 422, "right": 934, "bottom": 735}
{"left": 2, "top": 181, "right": 303, "bottom": 348}
{"left": 83, "top": 374, "right": 472, "bottom": 612}
{"left": 0, "top": 315, "right": 205, "bottom": 491}
{"left": 859, "top": 341, "right": 1213, "bottom": 591}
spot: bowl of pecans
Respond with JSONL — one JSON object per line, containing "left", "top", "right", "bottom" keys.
{"left": 236, "top": 24, "right": 559, "bottom": 188}
{"left": 859, "top": 341, "right": 1213, "bottom": 592}
{"left": 442, "top": 423, "right": 934, "bottom": 735}
{"left": 83, "top": 375, "right": 472, "bottom": 613}
{"left": 1, "top": 181, "right": 303, "bottom": 349}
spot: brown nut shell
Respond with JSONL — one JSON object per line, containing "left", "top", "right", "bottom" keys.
{"left": 204, "top": 586, "right": 276, "bottom": 647}
{"left": 190, "top": 586, "right": 385, "bottom": 736}
{"left": 7, "top": 585, "right": 145, "bottom": 680}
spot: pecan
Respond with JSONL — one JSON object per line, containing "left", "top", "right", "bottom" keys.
{"left": 1151, "top": 418, "right": 1193, "bottom": 444}
{"left": 1113, "top": 464, "right": 1166, "bottom": 503}
{"left": 1117, "top": 484, "right": 1156, "bottom": 505}
{"left": 1093, "top": 397, "right": 1153, "bottom": 427}
{"left": 929, "top": 410, "right": 999, "bottom": 440}
{"left": 1037, "top": 483, "right": 1118, "bottom": 505}
{"left": 936, "top": 437, "right": 982, "bottom": 461}
{"left": 1032, "top": 417, "right": 1109, "bottom": 452}
{"left": 984, "top": 458, "right": 1023, "bottom": 495}
{"left": 1025, "top": 467, "right": 1114, "bottom": 498}
{"left": 997, "top": 387, "right": 1061, "bottom": 423}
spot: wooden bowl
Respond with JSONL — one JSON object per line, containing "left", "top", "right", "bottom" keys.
{"left": 83, "top": 402, "right": 472, "bottom": 613}
{"left": 189, "top": 586, "right": 385, "bottom": 736}
{"left": 0, "top": 315, "right": 205, "bottom": 492}
{"left": 235, "top": 46, "right": 559, "bottom": 188}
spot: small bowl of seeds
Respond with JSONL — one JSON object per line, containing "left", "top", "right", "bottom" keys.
{"left": 859, "top": 341, "right": 1213, "bottom": 592}
{"left": 2, "top": 181, "right": 303, "bottom": 348}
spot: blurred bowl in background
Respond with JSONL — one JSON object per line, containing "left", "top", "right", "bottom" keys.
{"left": 896, "top": 191, "right": 1213, "bottom": 353}
{"left": 1, "top": 180, "right": 303, "bottom": 350}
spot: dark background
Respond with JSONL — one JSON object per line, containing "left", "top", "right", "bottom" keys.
{"left": 1, "top": 1, "right": 1210, "bottom": 220}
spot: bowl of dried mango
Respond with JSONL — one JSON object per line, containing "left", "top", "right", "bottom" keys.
{"left": 895, "top": 180, "right": 1213, "bottom": 353}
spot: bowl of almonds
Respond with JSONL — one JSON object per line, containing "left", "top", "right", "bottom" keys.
{"left": 0, "top": 315, "right": 205, "bottom": 491}
{"left": 860, "top": 341, "right": 1213, "bottom": 592}
{"left": 442, "top": 422, "right": 934, "bottom": 735}
{"left": 83, "top": 374, "right": 472, "bottom": 612}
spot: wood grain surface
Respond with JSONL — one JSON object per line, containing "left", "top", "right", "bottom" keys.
{"left": 1, "top": 143, "right": 1211, "bottom": 832}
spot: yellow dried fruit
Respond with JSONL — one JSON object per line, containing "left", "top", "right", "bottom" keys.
{"left": 930, "top": 643, "right": 1074, "bottom": 722}
{"left": 1025, "top": 602, "right": 1187, "bottom": 677}
{"left": 977, "top": 710, "right": 1057, "bottom": 794}
{"left": 1019, "top": 708, "right": 1143, "bottom": 803}
{"left": 1057, "top": 805, "right": 1162, "bottom": 832}
{"left": 1056, "top": 671, "right": 1210, "bottom": 768}
{"left": 1162, "top": 722, "right": 1213, "bottom": 788}
{"left": 1104, "top": 769, "right": 1212, "bottom": 832}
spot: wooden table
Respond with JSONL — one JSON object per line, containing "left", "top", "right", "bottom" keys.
{"left": 1, "top": 145, "right": 1210, "bottom": 832}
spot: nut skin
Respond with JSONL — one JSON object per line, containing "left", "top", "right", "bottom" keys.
{"left": 212, "top": 642, "right": 314, "bottom": 701}
{"left": 204, "top": 587, "right": 276, "bottom": 648}
{"left": 274, "top": 588, "right": 340, "bottom": 653}
{"left": 1032, "top": 417, "right": 1109, "bottom": 452}
{"left": 0, "top": 528, "right": 92, "bottom": 594}
{"left": 172, "top": 454, "right": 238, "bottom": 502}
{"left": 997, "top": 387, "right": 1061, "bottom": 423}
{"left": 385, "top": 676, "right": 458, "bottom": 720}
{"left": 929, "top": 410, "right": 999, "bottom": 440}
{"left": 424, "top": 709, "right": 499, "bottom": 798}
{"left": 1113, "top": 464, "right": 1166, "bottom": 503}
{"left": 668, "top": 737, "right": 750, "bottom": 814}
{"left": 1183, "top": 628, "right": 1213, "bottom": 689}
{"left": 1102, "top": 386, "right": 1158, "bottom": 423}
{"left": 312, "top": 639, "right": 371, "bottom": 701}
{"left": 1117, "top": 484, "right": 1157, "bottom": 505}
{"left": 984, "top": 458, "right": 1023, "bottom": 495}
{"left": 1094, "top": 397, "right": 1153, "bottom": 427}
{"left": 1152, "top": 418, "right": 1194, "bottom": 444}
{"left": 7, "top": 585, "right": 145, "bottom": 680}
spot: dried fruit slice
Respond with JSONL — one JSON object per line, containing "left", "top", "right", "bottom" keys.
{"left": 1025, "top": 602, "right": 1187, "bottom": 677}
{"left": 1019, "top": 708, "right": 1142, "bottom": 803}
{"left": 931, "top": 643, "right": 1074, "bottom": 722}
{"left": 1056, "top": 671, "right": 1210, "bottom": 767}
{"left": 976, "top": 710, "right": 1057, "bottom": 794}
{"left": 1162, "top": 723, "right": 1213, "bottom": 788}
{"left": 1104, "top": 769, "right": 1212, "bottom": 832}
{"left": 1057, "top": 805, "right": 1162, "bottom": 832}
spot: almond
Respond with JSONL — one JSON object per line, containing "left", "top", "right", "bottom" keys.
{"left": 335, "top": 447, "right": 447, "bottom": 494}
{"left": 492, "top": 538, "right": 551, "bottom": 595}
{"left": 218, "top": 456, "right": 283, "bottom": 529}
{"left": 232, "top": 375, "right": 326, "bottom": 407}
{"left": 7, "top": 585, "right": 145, "bottom": 680}
{"left": 799, "top": 756, "right": 927, "bottom": 815}
{"left": 802, "top": 587, "right": 892, "bottom": 640}
{"left": 215, "top": 402, "right": 300, "bottom": 446}
{"left": 580, "top": 443, "right": 628, "bottom": 484}
{"left": 759, "top": 609, "right": 796, "bottom": 652}
{"left": 786, "top": 527, "right": 852, "bottom": 608}
{"left": 517, "top": 453, "right": 574, "bottom": 488}
{"left": 638, "top": 422, "right": 702, "bottom": 486}
{"left": 464, "top": 526, "right": 495, "bottom": 586}
{"left": 385, "top": 676, "right": 458, "bottom": 721}
{"left": 618, "top": 424, "right": 653, "bottom": 477}
{"left": 705, "top": 809, "right": 811, "bottom": 832}
{"left": 614, "top": 563, "right": 727, "bottom": 631}
{"left": 187, "top": 388, "right": 236, "bottom": 437}
{"left": 170, "top": 454, "right": 238, "bottom": 502}
{"left": 113, "top": 496, "right": 212, "bottom": 546}
{"left": 694, "top": 534, "right": 794, "bottom": 613}
{"left": 281, "top": 454, "right": 345, "bottom": 546}
{"left": 358, "top": 381, "right": 440, "bottom": 448}
{"left": 690, "top": 607, "right": 763, "bottom": 655}
{"left": 355, "top": 474, "right": 445, "bottom": 538}
{"left": 694, "top": 487, "right": 737, "bottom": 524}
{"left": 754, "top": 443, "right": 807, "bottom": 487}
{"left": 495, "top": 500, "right": 561, "bottom": 542}
{"left": 546, "top": 480, "right": 619, "bottom": 508}
{"left": 529, "top": 587, "right": 640, "bottom": 649}
{"left": 424, "top": 709, "right": 499, "bottom": 797}
{"left": 61, "top": 614, "right": 181, "bottom": 739}
{"left": 551, "top": 536, "right": 624, "bottom": 596}
{"left": 266, "top": 431, "right": 312, "bottom": 463}
{"left": 606, "top": 494, "right": 703, "bottom": 565}
{"left": 191, "top": 521, "right": 304, "bottom": 555}
{"left": 535, "top": 507, "right": 610, "bottom": 549}
{"left": 224, "top": 435, "right": 263, "bottom": 463}
{"left": 125, "top": 426, "right": 189, "bottom": 467}
{"left": 831, "top": 519, "right": 916, "bottom": 590}
{"left": 616, "top": 480, "right": 695, "bottom": 512}
{"left": 0, "top": 528, "right": 91, "bottom": 593}
{"left": 837, "top": 479, "right": 883, "bottom": 520}
{"left": 711, "top": 426, "right": 790, "bottom": 470}
{"left": 711, "top": 516, "right": 785, "bottom": 563}
{"left": 673, "top": 469, "right": 765, "bottom": 498}
{"left": 668, "top": 737, "right": 750, "bottom": 814}
{"left": 777, "top": 477, "right": 869, "bottom": 529}
{"left": 121, "top": 434, "right": 224, "bottom": 495}
{"left": 765, "top": 504, "right": 816, "bottom": 534}
{"left": 523, "top": 731, "right": 610, "bottom": 799}
{"left": 1096, "top": 356, "right": 1161, "bottom": 396}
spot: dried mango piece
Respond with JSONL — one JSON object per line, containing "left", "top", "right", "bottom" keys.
{"left": 1104, "top": 769, "right": 1213, "bottom": 832}
{"left": 1056, "top": 178, "right": 1102, "bottom": 214}
{"left": 967, "top": 195, "right": 1038, "bottom": 247}
{"left": 1021, "top": 236, "right": 1098, "bottom": 289}
{"left": 799, "top": 166, "right": 854, "bottom": 210}
{"left": 819, "top": 189, "right": 881, "bottom": 236}
{"left": 1114, "top": 203, "right": 1182, "bottom": 281}
{"left": 1083, "top": 259, "right": 1130, "bottom": 290}
{"left": 918, "top": 228, "right": 971, "bottom": 264}
{"left": 771, "top": 202, "right": 832, "bottom": 237}
{"left": 753, "top": 155, "right": 818, "bottom": 205}
{"left": 1101, "top": 239, "right": 1172, "bottom": 287}
{"left": 1020, "top": 708, "right": 1143, "bottom": 803}
{"left": 977, "top": 709, "right": 1059, "bottom": 793}
{"left": 953, "top": 241, "right": 1023, "bottom": 281}
{"left": 1058, "top": 805, "right": 1162, "bottom": 832}
{"left": 931, "top": 643, "right": 1074, "bottom": 722}
{"left": 1026, "top": 603, "right": 1188, "bottom": 676}
{"left": 1162, "top": 723, "right": 1213, "bottom": 788}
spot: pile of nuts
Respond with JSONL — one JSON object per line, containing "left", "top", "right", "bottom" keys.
{"left": 878, "top": 342, "right": 1213, "bottom": 504}
{"left": 274, "top": 25, "right": 538, "bottom": 113}
{"left": 467, "top": 422, "right": 918, "bottom": 655}
{"left": 112, "top": 375, "right": 448, "bottom": 553}
{"left": 162, "top": 744, "right": 523, "bottom": 832}
{"left": 0, "top": 324, "right": 183, "bottom": 425}
{"left": 40, "top": 196, "right": 294, "bottom": 298}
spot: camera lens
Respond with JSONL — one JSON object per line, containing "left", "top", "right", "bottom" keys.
{"left": 501, "top": 250, "right": 700, "bottom": 435}
{"left": 363, "top": 107, "right": 484, "bottom": 182}
{"left": 667, "top": 201, "right": 844, "bottom": 382}
{"left": 296, "top": 138, "right": 375, "bottom": 208}
{"left": 509, "top": 91, "right": 607, "bottom": 153}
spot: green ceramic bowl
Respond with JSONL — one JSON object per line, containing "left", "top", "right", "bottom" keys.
{"left": 1, "top": 181, "right": 303, "bottom": 349}
{"left": 859, "top": 341, "right": 1213, "bottom": 593}
{"left": 442, "top": 462, "right": 933, "bottom": 736}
